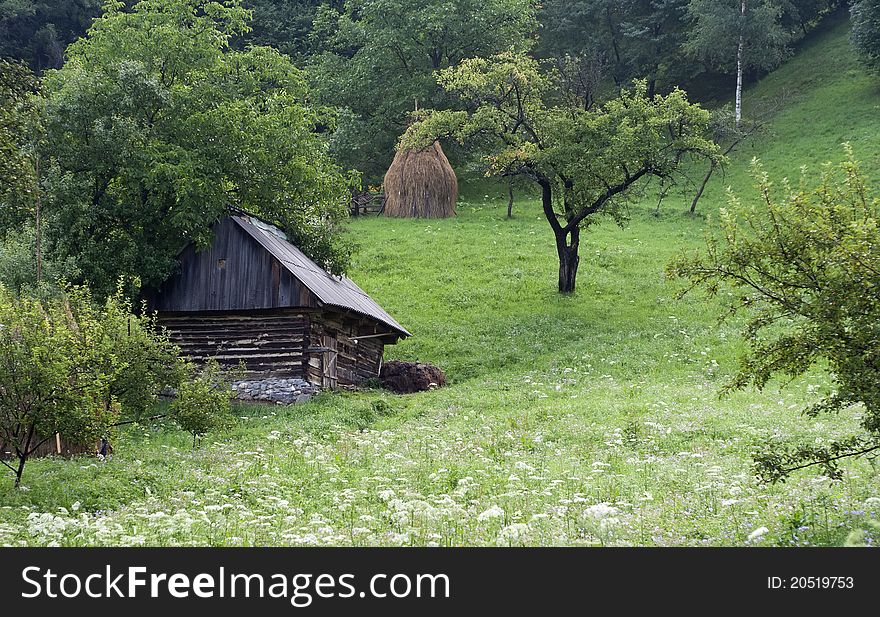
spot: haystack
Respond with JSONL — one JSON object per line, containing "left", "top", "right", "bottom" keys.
{"left": 383, "top": 141, "right": 457, "bottom": 218}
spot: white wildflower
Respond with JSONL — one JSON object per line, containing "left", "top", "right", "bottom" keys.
{"left": 477, "top": 505, "right": 505, "bottom": 522}
{"left": 748, "top": 527, "right": 769, "bottom": 541}
{"left": 583, "top": 503, "right": 618, "bottom": 519}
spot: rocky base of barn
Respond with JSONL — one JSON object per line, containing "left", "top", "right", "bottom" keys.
{"left": 232, "top": 378, "right": 320, "bottom": 405}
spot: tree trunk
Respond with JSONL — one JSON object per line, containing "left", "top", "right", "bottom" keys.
{"left": 555, "top": 227, "right": 580, "bottom": 294}
{"left": 13, "top": 424, "right": 34, "bottom": 488}
{"left": 35, "top": 156, "right": 42, "bottom": 284}
{"left": 690, "top": 162, "right": 716, "bottom": 214}
{"left": 14, "top": 455, "right": 26, "bottom": 488}
{"left": 507, "top": 181, "right": 514, "bottom": 218}
{"left": 735, "top": 1, "right": 746, "bottom": 127}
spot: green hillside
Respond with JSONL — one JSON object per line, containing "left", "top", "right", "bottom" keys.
{"left": 2, "top": 14, "right": 879, "bottom": 548}
{"left": 702, "top": 11, "right": 880, "bottom": 206}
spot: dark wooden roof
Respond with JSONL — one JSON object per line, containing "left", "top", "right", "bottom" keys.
{"left": 153, "top": 213, "right": 410, "bottom": 338}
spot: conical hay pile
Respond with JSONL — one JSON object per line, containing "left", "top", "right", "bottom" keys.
{"left": 383, "top": 141, "right": 457, "bottom": 218}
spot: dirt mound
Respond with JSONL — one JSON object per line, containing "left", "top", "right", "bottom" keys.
{"left": 380, "top": 360, "right": 446, "bottom": 394}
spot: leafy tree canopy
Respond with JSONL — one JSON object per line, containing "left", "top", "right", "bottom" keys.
{"left": 0, "top": 0, "right": 107, "bottom": 70}
{"left": 308, "top": 0, "right": 538, "bottom": 180}
{"left": 685, "top": 0, "right": 790, "bottom": 73}
{"left": 41, "top": 0, "right": 355, "bottom": 297}
{"left": 851, "top": 0, "right": 880, "bottom": 73}
{"left": 670, "top": 148, "right": 880, "bottom": 481}
{"left": 403, "top": 52, "right": 720, "bottom": 293}
{"left": 0, "top": 58, "right": 41, "bottom": 231}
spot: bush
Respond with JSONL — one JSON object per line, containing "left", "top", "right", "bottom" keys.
{"left": 0, "top": 282, "right": 185, "bottom": 487}
{"left": 171, "top": 360, "right": 234, "bottom": 447}
{"left": 670, "top": 147, "right": 880, "bottom": 481}
{"left": 0, "top": 285, "right": 119, "bottom": 487}
{"left": 101, "top": 285, "right": 185, "bottom": 422}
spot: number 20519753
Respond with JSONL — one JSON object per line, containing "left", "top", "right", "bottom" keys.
{"left": 768, "top": 576, "right": 854, "bottom": 590}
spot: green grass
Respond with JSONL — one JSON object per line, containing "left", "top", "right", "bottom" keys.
{"left": 697, "top": 11, "right": 880, "bottom": 209}
{"left": 2, "top": 15, "right": 880, "bottom": 547}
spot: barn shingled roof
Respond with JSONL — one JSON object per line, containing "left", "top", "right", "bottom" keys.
{"left": 230, "top": 212, "right": 411, "bottom": 338}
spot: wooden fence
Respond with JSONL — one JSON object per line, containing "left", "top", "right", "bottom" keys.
{"left": 350, "top": 191, "right": 385, "bottom": 216}
{"left": 1, "top": 434, "right": 95, "bottom": 459}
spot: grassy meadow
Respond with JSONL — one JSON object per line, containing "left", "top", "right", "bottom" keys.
{"left": 2, "top": 15, "right": 879, "bottom": 547}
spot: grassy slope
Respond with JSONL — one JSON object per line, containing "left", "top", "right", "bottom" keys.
{"left": 2, "top": 16, "right": 880, "bottom": 547}
{"left": 701, "top": 10, "right": 880, "bottom": 205}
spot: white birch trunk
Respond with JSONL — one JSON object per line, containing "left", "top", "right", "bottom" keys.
{"left": 735, "top": 0, "right": 746, "bottom": 127}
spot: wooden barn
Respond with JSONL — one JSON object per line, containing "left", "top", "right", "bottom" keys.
{"left": 150, "top": 211, "right": 410, "bottom": 388}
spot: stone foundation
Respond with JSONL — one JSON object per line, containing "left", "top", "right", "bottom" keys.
{"left": 232, "top": 378, "right": 320, "bottom": 405}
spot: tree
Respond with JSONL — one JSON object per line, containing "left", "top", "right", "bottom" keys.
{"left": 0, "top": 58, "right": 48, "bottom": 287}
{"left": 308, "top": 0, "right": 537, "bottom": 180}
{"left": 238, "top": 0, "right": 333, "bottom": 60}
{"left": 0, "top": 1, "right": 107, "bottom": 71}
{"left": 688, "top": 101, "right": 777, "bottom": 214}
{"left": 779, "top": 0, "right": 842, "bottom": 37}
{"left": 538, "top": 0, "right": 690, "bottom": 97}
{"left": 669, "top": 148, "right": 880, "bottom": 481}
{"left": 686, "top": 0, "right": 789, "bottom": 125}
{"left": 0, "top": 285, "right": 119, "bottom": 487}
{"left": 403, "top": 53, "right": 719, "bottom": 293}
{"left": 0, "top": 59, "right": 40, "bottom": 230}
{"left": 851, "top": 0, "right": 880, "bottom": 73}
{"left": 40, "top": 0, "right": 354, "bottom": 298}
{"left": 171, "top": 359, "right": 234, "bottom": 447}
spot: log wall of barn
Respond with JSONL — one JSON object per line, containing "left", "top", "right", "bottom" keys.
{"left": 307, "top": 315, "right": 385, "bottom": 386}
{"left": 158, "top": 311, "right": 309, "bottom": 378}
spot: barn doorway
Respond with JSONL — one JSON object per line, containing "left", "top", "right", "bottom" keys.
{"left": 321, "top": 333, "right": 338, "bottom": 389}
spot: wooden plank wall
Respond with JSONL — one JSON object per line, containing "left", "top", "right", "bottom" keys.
{"left": 154, "top": 218, "right": 318, "bottom": 312}
{"left": 159, "top": 312, "right": 309, "bottom": 378}
{"left": 308, "top": 314, "right": 385, "bottom": 386}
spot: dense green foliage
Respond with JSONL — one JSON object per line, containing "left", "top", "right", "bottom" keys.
{"left": 239, "top": 0, "right": 331, "bottom": 59}
{"left": 0, "top": 286, "right": 109, "bottom": 485}
{"left": 101, "top": 287, "right": 185, "bottom": 422}
{"left": 671, "top": 150, "right": 880, "bottom": 481}
{"left": 538, "top": 0, "right": 692, "bottom": 96}
{"left": 40, "top": 0, "right": 353, "bottom": 296}
{"left": 0, "top": 0, "right": 106, "bottom": 70}
{"left": 0, "top": 1, "right": 853, "bottom": 180}
{"left": 308, "top": 0, "right": 537, "bottom": 180}
{"left": 0, "top": 58, "right": 41, "bottom": 231}
{"left": 686, "top": 0, "right": 790, "bottom": 74}
{"left": 0, "top": 282, "right": 181, "bottom": 487}
{"left": 404, "top": 53, "right": 719, "bottom": 292}
{"left": 170, "top": 360, "right": 234, "bottom": 447}
{"left": 851, "top": 0, "right": 880, "bottom": 72}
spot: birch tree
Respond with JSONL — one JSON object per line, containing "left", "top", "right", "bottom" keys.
{"left": 686, "top": 0, "right": 789, "bottom": 125}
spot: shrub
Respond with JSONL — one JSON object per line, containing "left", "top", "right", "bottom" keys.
{"left": 0, "top": 285, "right": 119, "bottom": 487}
{"left": 100, "top": 284, "right": 185, "bottom": 422}
{"left": 670, "top": 147, "right": 880, "bottom": 481}
{"left": 171, "top": 360, "right": 234, "bottom": 447}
